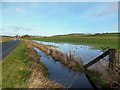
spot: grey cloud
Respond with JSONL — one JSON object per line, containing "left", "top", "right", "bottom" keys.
{"left": 9, "top": 26, "right": 34, "bottom": 31}
{"left": 8, "top": 26, "right": 36, "bottom": 35}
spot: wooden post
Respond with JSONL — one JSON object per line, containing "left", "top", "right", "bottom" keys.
{"left": 109, "top": 49, "right": 116, "bottom": 70}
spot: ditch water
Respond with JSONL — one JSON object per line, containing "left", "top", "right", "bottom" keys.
{"left": 33, "top": 40, "right": 103, "bottom": 64}
{"left": 33, "top": 40, "right": 105, "bottom": 88}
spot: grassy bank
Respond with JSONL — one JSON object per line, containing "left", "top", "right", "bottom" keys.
{"left": 2, "top": 41, "right": 31, "bottom": 88}
{"left": 2, "top": 41, "right": 62, "bottom": 88}
{"left": 26, "top": 33, "right": 119, "bottom": 49}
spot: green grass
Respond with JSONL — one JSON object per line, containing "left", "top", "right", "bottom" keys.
{"left": 85, "top": 70, "right": 108, "bottom": 88}
{"left": 2, "top": 41, "right": 32, "bottom": 88}
{"left": 26, "top": 33, "right": 119, "bottom": 49}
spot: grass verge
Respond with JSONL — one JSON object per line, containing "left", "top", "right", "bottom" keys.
{"left": 2, "top": 41, "right": 31, "bottom": 88}
{"left": 2, "top": 40, "right": 63, "bottom": 88}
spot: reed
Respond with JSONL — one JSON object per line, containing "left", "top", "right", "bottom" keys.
{"left": 51, "top": 50, "right": 59, "bottom": 61}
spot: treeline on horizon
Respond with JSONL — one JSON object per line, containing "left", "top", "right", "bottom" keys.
{"left": 55, "top": 32, "right": 118, "bottom": 35}
{"left": 0, "top": 32, "right": 120, "bottom": 37}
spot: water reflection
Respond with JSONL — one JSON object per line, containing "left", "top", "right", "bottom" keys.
{"left": 35, "top": 47, "right": 93, "bottom": 88}
{"left": 33, "top": 40, "right": 103, "bottom": 64}
{"left": 32, "top": 40, "right": 110, "bottom": 88}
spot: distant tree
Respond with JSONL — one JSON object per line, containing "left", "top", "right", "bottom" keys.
{"left": 15, "top": 35, "right": 18, "bottom": 37}
{"left": 21, "top": 34, "right": 30, "bottom": 38}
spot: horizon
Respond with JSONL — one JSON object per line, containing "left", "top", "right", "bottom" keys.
{"left": 1, "top": 32, "right": 119, "bottom": 37}
{"left": 1, "top": 2, "right": 118, "bottom": 36}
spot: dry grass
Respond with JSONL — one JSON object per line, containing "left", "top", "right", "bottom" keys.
{"left": 25, "top": 41, "right": 63, "bottom": 88}
{"left": 0, "top": 37, "right": 16, "bottom": 42}
{"left": 103, "top": 51, "right": 120, "bottom": 88}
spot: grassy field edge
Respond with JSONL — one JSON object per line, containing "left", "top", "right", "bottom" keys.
{"left": 26, "top": 33, "right": 119, "bottom": 49}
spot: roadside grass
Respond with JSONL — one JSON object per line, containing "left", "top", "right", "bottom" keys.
{"left": 26, "top": 34, "right": 118, "bottom": 49}
{"left": 2, "top": 41, "right": 32, "bottom": 88}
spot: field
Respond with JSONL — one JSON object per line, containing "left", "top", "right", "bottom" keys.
{"left": 26, "top": 33, "right": 119, "bottom": 49}
{"left": 0, "top": 36, "right": 16, "bottom": 42}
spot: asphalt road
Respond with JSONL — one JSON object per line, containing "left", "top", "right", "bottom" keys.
{"left": 0, "top": 40, "right": 20, "bottom": 60}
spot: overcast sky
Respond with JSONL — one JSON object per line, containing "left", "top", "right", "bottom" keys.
{"left": 1, "top": 2, "right": 118, "bottom": 36}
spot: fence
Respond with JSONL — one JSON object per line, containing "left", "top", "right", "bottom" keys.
{"left": 84, "top": 49, "right": 117, "bottom": 70}
{"left": 84, "top": 49, "right": 120, "bottom": 88}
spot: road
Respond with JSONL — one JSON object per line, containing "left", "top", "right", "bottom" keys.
{"left": 0, "top": 40, "right": 20, "bottom": 60}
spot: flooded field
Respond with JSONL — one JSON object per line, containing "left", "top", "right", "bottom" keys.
{"left": 35, "top": 48, "right": 92, "bottom": 88}
{"left": 33, "top": 40, "right": 108, "bottom": 88}
{"left": 33, "top": 40, "right": 103, "bottom": 64}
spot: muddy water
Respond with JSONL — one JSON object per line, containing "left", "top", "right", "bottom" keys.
{"left": 35, "top": 47, "right": 93, "bottom": 88}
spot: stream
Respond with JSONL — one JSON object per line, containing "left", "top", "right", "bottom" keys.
{"left": 33, "top": 40, "right": 104, "bottom": 88}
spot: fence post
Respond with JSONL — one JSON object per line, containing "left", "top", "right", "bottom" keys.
{"left": 109, "top": 49, "right": 116, "bottom": 70}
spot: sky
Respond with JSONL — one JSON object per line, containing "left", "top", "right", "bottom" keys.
{"left": 1, "top": 2, "right": 118, "bottom": 36}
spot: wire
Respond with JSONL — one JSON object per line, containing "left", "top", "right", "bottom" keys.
{"left": 98, "top": 60, "right": 109, "bottom": 71}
